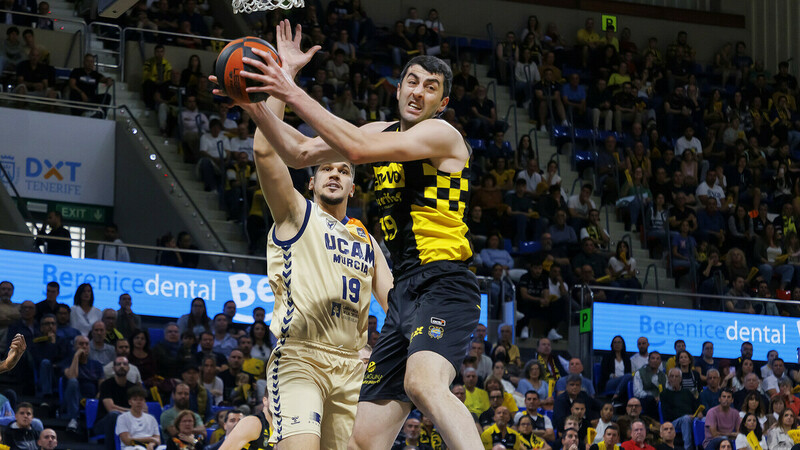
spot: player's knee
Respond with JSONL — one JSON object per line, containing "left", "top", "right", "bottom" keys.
{"left": 403, "top": 375, "right": 432, "bottom": 405}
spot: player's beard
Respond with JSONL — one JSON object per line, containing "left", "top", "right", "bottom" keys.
{"left": 319, "top": 192, "right": 345, "bottom": 206}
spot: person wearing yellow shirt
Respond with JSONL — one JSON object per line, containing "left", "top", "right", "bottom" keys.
{"left": 465, "top": 368, "right": 491, "bottom": 416}
{"left": 237, "top": 335, "right": 265, "bottom": 380}
{"left": 576, "top": 18, "right": 601, "bottom": 68}
{"left": 600, "top": 28, "right": 619, "bottom": 52}
{"left": 481, "top": 406, "right": 523, "bottom": 450}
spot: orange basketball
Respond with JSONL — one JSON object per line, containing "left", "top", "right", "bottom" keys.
{"left": 214, "top": 37, "right": 281, "bottom": 103}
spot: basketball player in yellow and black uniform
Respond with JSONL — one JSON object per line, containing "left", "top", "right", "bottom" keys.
{"left": 214, "top": 21, "right": 392, "bottom": 450}
{"left": 218, "top": 395, "right": 273, "bottom": 450}
{"left": 237, "top": 19, "right": 483, "bottom": 449}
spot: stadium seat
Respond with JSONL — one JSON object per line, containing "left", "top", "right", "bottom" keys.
{"left": 693, "top": 419, "right": 705, "bottom": 447}
{"left": 658, "top": 401, "right": 664, "bottom": 423}
{"left": 627, "top": 380, "right": 633, "bottom": 399}
{"left": 86, "top": 399, "right": 105, "bottom": 443}
{"left": 146, "top": 402, "right": 163, "bottom": 422}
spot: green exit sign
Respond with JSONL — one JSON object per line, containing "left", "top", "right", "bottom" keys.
{"left": 55, "top": 203, "right": 109, "bottom": 224}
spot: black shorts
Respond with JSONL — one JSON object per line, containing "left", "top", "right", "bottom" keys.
{"left": 360, "top": 261, "right": 480, "bottom": 403}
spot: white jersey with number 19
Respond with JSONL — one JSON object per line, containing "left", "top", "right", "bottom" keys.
{"left": 267, "top": 200, "right": 375, "bottom": 352}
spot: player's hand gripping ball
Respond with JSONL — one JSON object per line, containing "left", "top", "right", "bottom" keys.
{"left": 214, "top": 37, "right": 281, "bottom": 103}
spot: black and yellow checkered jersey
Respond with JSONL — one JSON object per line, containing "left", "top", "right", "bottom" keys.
{"left": 373, "top": 122, "right": 473, "bottom": 276}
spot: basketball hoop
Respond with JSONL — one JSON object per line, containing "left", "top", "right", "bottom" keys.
{"left": 232, "top": 0, "right": 303, "bottom": 14}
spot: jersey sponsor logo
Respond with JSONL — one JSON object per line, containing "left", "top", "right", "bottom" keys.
{"left": 331, "top": 302, "right": 341, "bottom": 318}
{"left": 290, "top": 416, "right": 301, "bottom": 425}
{"left": 331, "top": 301, "right": 359, "bottom": 323}
{"left": 430, "top": 317, "right": 446, "bottom": 327}
{"left": 309, "top": 412, "right": 321, "bottom": 424}
{"left": 428, "top": 326, "right": 444, "bottom": 339}
{"left": 410, "top": 326, "right": 423, "bottom": 342}
{"left": 356, "top": 227, "right": 366, "bottom": 238}
{"left": 373, "top": 164, "right": 405, "bottom": 188}
{"left": 325, "top": 233, "right": 375, "bottom": 274}
{"left": 375, "top": 191, "right": 403, "bottom": 207}
{"left": 366, "top": 361, "right": 375, "bottom": 373}
{"left": 326, "top": 219, "right": 336, "bottom": 230}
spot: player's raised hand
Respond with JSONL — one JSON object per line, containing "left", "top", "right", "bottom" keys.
{"left": 239, "top": 48, "right": 297, "bottom": 102}
{"left": 275, "top": 19, "right": 320, "bottom": 77}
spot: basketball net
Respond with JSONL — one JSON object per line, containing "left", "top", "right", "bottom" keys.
{"left": 232, "top": 0, "right": 303, "bottom": 13}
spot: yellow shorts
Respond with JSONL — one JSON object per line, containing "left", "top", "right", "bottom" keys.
{"left": 266, "top": 339, "right": 364, "bottom": 449}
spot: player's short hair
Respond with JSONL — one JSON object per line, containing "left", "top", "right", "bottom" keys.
{"left": 400, "top": 55, "right": 453, "bottom": 99}
{"left": 16, "top": 402, "right": 33, "bottom": 413}
{"left": 313, "top": 162, "right": 355, "bottom": 175}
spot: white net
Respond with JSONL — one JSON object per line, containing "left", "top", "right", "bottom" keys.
{"left": 232, "top": 0, "right": 303, "bottom": 13}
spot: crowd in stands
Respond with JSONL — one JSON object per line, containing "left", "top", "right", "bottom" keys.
{"left": 5, "top": 275, "right": 800, "bottom": 450}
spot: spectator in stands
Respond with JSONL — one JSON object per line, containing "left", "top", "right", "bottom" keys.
{"left": 468, "top": 339, "right": 492, "bottom": 381}
{"left": 559, "top": 427, "right": 581, "bottom": 450}
{"left": 115, "top": 294, "right": 141, "bottom": 340}
{"left": 14, "top": 46, "right": 55, "bottom": 99}
{"left": 453, "top": 60, "right": 479, "bottom": 94}
{"left": 739, "top": 391, "right": 768, "bottom": 429}
{"left": 763, "top": 358, "right": 788, "bottom": 398}
{"left": 210, "top": 313, "right": 236, "bottom": 355}
{"left": 479, "top": 388, "right": 506, "bottom": 428}
{"left": 55, "top": 304, "right": 79, "bottom": 345}
{"left": 661, "top": 368, "right": 697, "bottom": 449}
{"left": 534, "top": 68, "right": 568, "bottom": 130}
{"left": 37, "top": 428, "right": 57, "bottom": 450}
{"left": 34, "top": 281, "right": 60, "bottom": 322}
{"left": 736, "top": 413, "right": 767, "bottom": 450}
{"left": 128, "top": 329, "right": 157, "bottom": 387}
{"left": 633, "top": 351, "right": 665, "bottom": 418}
{"left": 181, "top": 95, "right": 211, "bottom": 163}
{"left": 180, "top": 363, "right": 212, "bottom": 420}
{"left": 161, "top": 383, "right": 206, "bottom": 438}
{"left": 175, "top": 232, "right": 200, "bottom": 269}
{"left": 115, "top": 386, "right": 160, "bottom": 450}
{"left": 481, "top": 406, "right": 522, "bottom": 449}
{"left": 617, "top": 397, "right": 660, "bottom": 442}
{"left": 206, "top": 409, "right": 243, "bottom": 450}
{"left": 514, "top": 47, "right": 540, "bottom": 105}
{"left": 517, "top": 359, "right": 548, "bottom": 400}
{"left": 518, "top": 390, "right": 555, "bottom": 440}
{"left": 196, "top": 331, "right": 226, "bottom": 370}
{"left": 167, "top": 410, "right": 207, "bottom": 449}
{"left": 178, "top": 298, "right": 212, "bottom": 336}
{"left": 67, "top": 53, "right": 112, "bottom": 115}
{"left": 599, "top": 335, "right": 632, "bottom": 396}
{"left": 631, "top": 337, "right": 650, "bottom": 373}
{"left": 229, "top": 122, "right": 254, "bottom": 162}
{"left": 97, "top": 224, "right": 130, "bottom": 262}
{"left": 700, "top": 369, "right": 723, "bottom": 410}
{"left": 766, "top": 408, "right": 796, "bottom": 450}
{"left": 573, "top": 238, "right": 606, "bottom": 279}
{"left": 0, "top": 281, "right": 18, "bottom": 350}
{"left": 622, "top": 420, "right": 655, "bottom": 450}
{"left": 63, "top": 335, "right": 103, "bottom": 432}
{"left": 556, "top": 358, "right": 595, "bottom": 396}
{"left": 548, "top": 210, "right": 578, "bottom": 252}
{"left": 733, "top": 373, "right": 769, "bottom": 412}
{"left": 96, "top": 356, "right": 134, "bottom": 449}
{"left": 567, "top": 184, "right": 595, "bottom": 230}
{"left": 613, "top": 82, "right": 641, "bottom": 134}
{"left": 463, "top": 367, "right": 489, "bottom": 416}
{"left": 103, "top": 339, "right": 142, "bottom": 384}
{"left": 7, "top": 300, "right": 34, "bottom": 349}
{"left": 479, "top": 233, "right": 514, "bottom": 272}
{"left": 218, "top": 349, "right": 251, "bottom": 401}
{"left": 152, "top": 323, "right": 183, "bottom": 379}
{"left": 102, "top": 309, "right": 124, "bottom": 344}
{"left": 697, "top": 198, "right": 727, "bottom": 249}
{"left": 562, "top": 73, "right": 586, "bottom": 124}
{"left": 70, "top": 283, "right": 101, "bottom": 336}
{"left": 199, "top": 355, "right": 223, "bottom": 406}
{"left": 141, "top": 44, "right": 172, "bottom": 109}
{"left": 2, "top": 402, "right": 38, "bottom": 450}
{"left": 591, "top": 422, "right": 620, "bottom": 449}
{"left": 1, "top": 27, "right": 24, "bottom": 73}
{"left": 34, "top": 211, "right": 70, "bottom": 256}
{"left": 31, "top": 313, "right": 64, "bottom": 398}
{"left": 88, "top": 321, "right": 115, "bottom": 366}
{"left": 703, "top": 389, "right": 740, "bottom": 450}
{"left": 553, "top": 374, "right": 600, "bottom": 428}
{"left": 587, "top": 78, "right": 614, "bottom": 131}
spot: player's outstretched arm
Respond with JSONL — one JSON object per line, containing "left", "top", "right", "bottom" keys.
{"left": 370, "top": 236, "right": 392, "bottom": 313}
{"left": 0, "top": 334, "right": 26, "bottom": 374}
{"left": 217, "top": 415, "right": 261, "bottom": 450}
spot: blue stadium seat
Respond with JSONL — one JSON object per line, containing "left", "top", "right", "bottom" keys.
{"left": 207, "top": 428, "right": 215, "bottom": 442}
{"left": 466, "top": 138, "right": 486, "bottom": 153}
{"left": 470, "top": 39, "right": 492, "bottom": 51}
{"left": 658, "top": 401, "right": 664, "bottom": 423}
{"left": 693, "top": 419, "right": 705, "bottom": 448}
{"left": 627, "top": 380, "right": 633, "bottom": 399}
{"left": 518, "top": 240, "right": 541, "bottom": 254}
{"left": 86, "top": 399, "right": 105, "bottom": 443}
{"left": 503, "top": 238, "right": 513, "bottom": 253}
{"left": 146, "top": 402, "right": 163, "bottom": 422}
{"left": 115, "top": 433, "right": 121, "bottom": 450}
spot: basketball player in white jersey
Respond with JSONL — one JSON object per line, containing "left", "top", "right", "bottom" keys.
{"left": 218, "top": 23, "right": 392, "bottom": 450}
